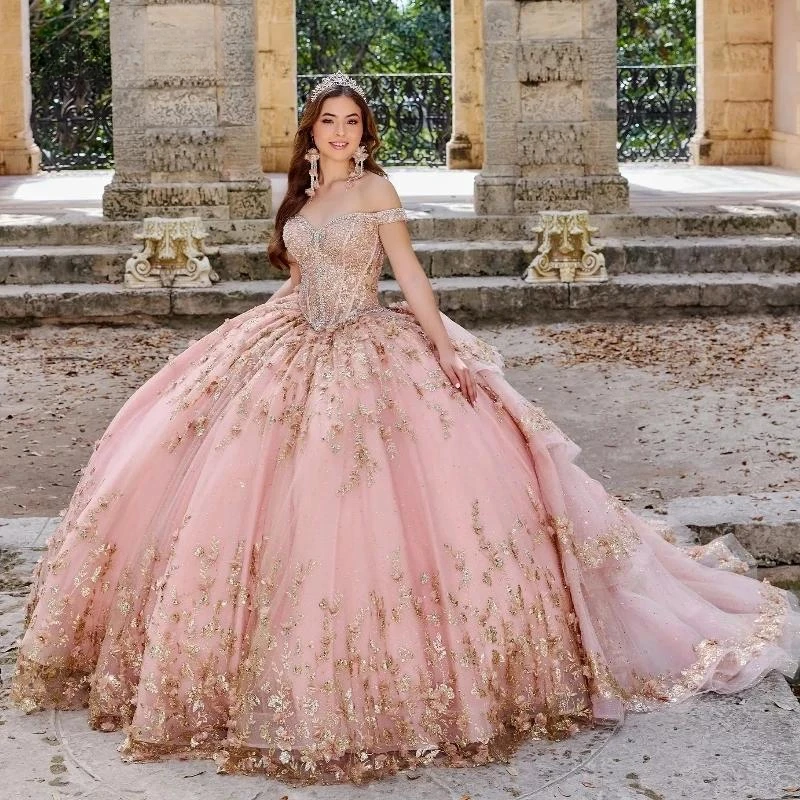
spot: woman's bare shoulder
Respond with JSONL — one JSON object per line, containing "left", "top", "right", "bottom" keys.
{"left": 362, "top": 172, "right": 402, "bottom": 211}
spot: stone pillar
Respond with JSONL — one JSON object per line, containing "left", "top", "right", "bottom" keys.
{"left": 102, "top": 0, "right": 271, "bottom": 220}
{"left": 446, "top": 0, "right": 485, "bottom": 169}
{"left": 0, "top": 0, "right": 41, "bottom": 175}
{"left": 257, "top": 0, "right": 297, "bottom": 172}
{"left": 771, "top": 0, "right": 800, "bottom": 169}
{"left": 691, "top": 0, "right": 773, "bottom": 165}
{"left": 475, "top": 0, "right": 628, "bottom": 215}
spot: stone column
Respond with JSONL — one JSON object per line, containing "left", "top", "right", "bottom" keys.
{"left": 0, "top": 0, "right": 41, "bottom": 175}
{"left": 102, "top": 0, "right": 271, "bottom": 220}
{"left": 257, "top": 0, "right": 297, "bottom": 172}
{"left": 446, "top": 0, "right": 484, "bottom": 169}
{"left": 770, "top": 0, "right": 800, "bottom": 169}
{"left": 691, "top": 0, "right": 773, "bottom": 165}
{"left": 475, "top": 0, "right": 628, "bottom": 215}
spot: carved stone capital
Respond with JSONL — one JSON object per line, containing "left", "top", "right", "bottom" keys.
{"left": 524, "top": 210, "right": 607, "bottom": 284}
{"left": 125, "top": 216, "right": 220, "bottom": 288}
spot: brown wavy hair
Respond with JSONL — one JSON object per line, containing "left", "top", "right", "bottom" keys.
{"left": 268, "top": 85, "right": 386, "bottom": 270}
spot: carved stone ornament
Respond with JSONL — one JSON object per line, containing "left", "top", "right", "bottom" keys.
{"left": 524, "top": 210, "right": 607, "bottom": 284}
{"left": 125, "top": 217, "right": 220, "bottom": 288}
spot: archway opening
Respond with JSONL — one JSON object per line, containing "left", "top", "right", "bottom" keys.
{"left": 616, "top": 0, "right": 697, "bottom": 162}
{"left": 28, "top": 0, "right": 112, "bottom": 170}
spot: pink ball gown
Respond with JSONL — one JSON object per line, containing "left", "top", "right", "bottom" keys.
{"left": 11, "top": 207, "right": 800, "bottom": 784}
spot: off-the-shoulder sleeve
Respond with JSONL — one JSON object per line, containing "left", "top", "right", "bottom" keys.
{"left": 373, "top": 207, "right": 407, "bottom": 226}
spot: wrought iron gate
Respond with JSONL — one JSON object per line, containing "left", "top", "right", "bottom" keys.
{"left": 617, "top": 0, "right": 697, "bottom": 161}
{"left": 298, "top": 73, "right": 452, "bottom": 167}
{"left": 28, "top": 0, "right": 113, "bottom": 170}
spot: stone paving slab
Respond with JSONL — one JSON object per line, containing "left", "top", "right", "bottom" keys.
{"left": 1, "top": 659, "right": 797, "bottom": 799}
{"left": 668, "top": 491, "right": 800, "bottom": 566}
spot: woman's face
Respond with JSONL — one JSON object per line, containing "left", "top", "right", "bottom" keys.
{"left": 311, "top": 95, "right": 364, "bottom": 164}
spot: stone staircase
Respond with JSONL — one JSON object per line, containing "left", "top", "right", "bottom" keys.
{"left": 1, "top": 205, "right": 799, "bottom": 324}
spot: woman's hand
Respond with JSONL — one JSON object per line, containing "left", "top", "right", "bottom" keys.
{"left": 436, "top": 345, "right": 477, "bottom": 405}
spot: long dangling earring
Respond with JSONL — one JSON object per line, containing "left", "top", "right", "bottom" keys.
{"left": 305, "top": 146, "right": 320, "bottom": 198}
{"left": 347, "top": 145, "right": 368, "bottom": 189}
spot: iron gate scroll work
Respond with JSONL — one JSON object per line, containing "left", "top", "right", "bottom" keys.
{"left": 617, "top": 64, "right": 696, "bottom": 161}
{"left": 298, "top": 74, "right": 452, "bottom": 167}
{"left": 616, "top": 0, "right": 697, "bottom": 162}
{"left": 29, "top": 0, "right": 113, "bottom": 170}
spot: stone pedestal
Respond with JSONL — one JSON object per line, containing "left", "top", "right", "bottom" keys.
{"left": 691, "top": 0, "right": 773, "bottom": 165}
{"left": 446, "top": 0, "right": 484, "bottom": 169}
{"left": 475, "top": 0, "right": 628, "bottom": 215}
{"left": 0, "top": 0, "right": 41, "bottom": 175}
{"left": 257, "top": 0, "right": 297, "bottom": 172}
{"left": 102, "top": 0, "right": 270, "bottom": 220}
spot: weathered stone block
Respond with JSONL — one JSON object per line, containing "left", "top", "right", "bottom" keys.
{"left": 103, "top": 183, "right": 146, "bottom": 220}
{"left": 518, "top": 41, "right": 586, "bottom": 83}
{"left": 474, "top": 176, "right": 518, "bottom": 215}
{"left": 227, "top": 180, "right": 272, "bottom": 219}
{"left": 483, "top": 0, "right": 518, "bottom": 41}
{"left": 220, "top": 5, "right": 256, "bottom": 83}
{"left": 485, "top": 41, "right": 518, "bottom": 84}
{"left": 219, "top": 126, "right": 263, "bottom": 180}
{"left": 170, "top": 282, "right": 274, "bottom": 316}
{"left": 519, "top": 0, "right": 583, "bottom": 40}
{"left": 484, "top": 80, "right": 520, "bottom": 122}
{"left": 219, "top": 84, "right": 258, "bottom": 126}
{"left": 513, "top": 175, "right": 629, "bottom": 213}
{"left": 518, "top": 123, "right": 587, "bottom": 166}
{"left": 724, "top": 42, "right": 772, "bottom": 73}
{"left": 584, "top": 0, "right": 618, "bottom": 40}
{"left": 144, "top": 5, "right": 216, "bottom": 78}
{"left": 521, "top": 82, "right": 583, "bottom": 122}
{"left": 144, "top": 88, "right": 218, "bottom": 128}
{"left": 569, "top": 277, "right": 701, "bottom": 310}
{"left": 143, "top": 129, "right": 222, "bottom": 174}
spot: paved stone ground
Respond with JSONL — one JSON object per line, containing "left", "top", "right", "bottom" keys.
{"left": 3, "top": 164, "right": 800, "bottom": 224}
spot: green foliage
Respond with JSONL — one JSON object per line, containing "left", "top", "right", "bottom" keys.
{"left": 296, "top": 0, "right": 450, "bottom": 75}
{"left": 28, "top": 0, "right": 113, "bottom": 169}
{"left": 617, "top": 0, "right": 696, "bottom": 65}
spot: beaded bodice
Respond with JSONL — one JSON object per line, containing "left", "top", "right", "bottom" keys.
{"left": 283, "top": 207, "right": 407, "bottom": 330}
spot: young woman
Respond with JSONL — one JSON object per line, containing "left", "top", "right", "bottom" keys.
{"left": 12, "top": 73, "right": 800, "bottom": 784}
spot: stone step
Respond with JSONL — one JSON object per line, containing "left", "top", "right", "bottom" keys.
{"left": 1, "top": 236, "right": 798, "bottom": 286}
{"left": 2, "top": 272, "right": 799, "bottom": 325}
{"left": 666, "top": 491, "right": 800, "bottom": 566}
{"left": 0, "top": 206, "right": 797, "bottom": 246}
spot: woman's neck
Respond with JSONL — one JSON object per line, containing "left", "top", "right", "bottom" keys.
{"left": 317, "top": 156, "right": 350, "bottom": 187}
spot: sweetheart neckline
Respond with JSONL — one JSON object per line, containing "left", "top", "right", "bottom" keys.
{"left": 292, "top": 210, "right": 391, "bottom": 233}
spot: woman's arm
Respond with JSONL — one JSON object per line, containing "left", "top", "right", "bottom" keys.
{"left": 266, "top": 260, "right": 301, "bottom": 304}
{"left": 374, "top": 185, "right": 477, "bottom": 404}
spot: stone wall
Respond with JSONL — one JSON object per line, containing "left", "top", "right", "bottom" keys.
{"left": 692, "top": 0, "right": 773, "bottom": 165}
{"left": 0, "top": 0, "right": 40, "bottom": 175}
{"left": 102, "top": 0, "right": 270, "bottom": 220}
{"left": 475, "top": 0, "right": 628, "bottom": 215}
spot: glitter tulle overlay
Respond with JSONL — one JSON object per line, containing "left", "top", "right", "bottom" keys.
{"left": 11, "top": 208, "right": 800, "bottom": 784}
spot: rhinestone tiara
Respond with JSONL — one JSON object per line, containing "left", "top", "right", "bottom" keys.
{"left": 308, "top": 72, "right": 367, "bottom": 103}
